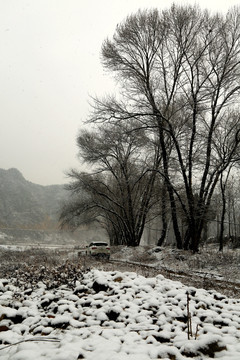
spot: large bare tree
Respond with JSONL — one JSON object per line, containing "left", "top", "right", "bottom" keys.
{"left": 89, "top": 4, "right": 240, "bottom": 251}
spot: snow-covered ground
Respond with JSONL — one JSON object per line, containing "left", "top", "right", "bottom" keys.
{"left": 1, "top": 268, "right": 240, "bottom": 360}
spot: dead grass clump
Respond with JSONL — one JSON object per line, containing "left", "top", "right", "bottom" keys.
{"left": 0, "top": 247, "right": 88, "bottom": 290}
{"left": 128, "top": 247, "right": 156, "bottom": 264}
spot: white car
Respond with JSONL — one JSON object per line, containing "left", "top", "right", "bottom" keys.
{"left": 86, "top": 242, "right": 110, "bottom": 259}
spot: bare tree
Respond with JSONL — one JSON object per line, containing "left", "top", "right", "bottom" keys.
{"left": 60, "top": 123, "right": 160, "bottom": 246}
{"left": 88, "top": 4, "right": 240, "bottom": 251}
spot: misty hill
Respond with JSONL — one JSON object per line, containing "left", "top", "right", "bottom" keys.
{"left": 0, "top": 168, "right": 67, "bottom": 229}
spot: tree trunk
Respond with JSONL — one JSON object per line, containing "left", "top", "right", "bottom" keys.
{"left": 190, "top": 227, "right": 201, "bottom": 253}
{"left": 157, "top": 182, "right": 168, "bottom": 246}
{"left": 219, "top": 202, "right": 226, "bottom": 251}
{"left": 219, "top": 181, "right": 227, "bottom": 251}
{"left": 184, "top": 220, "right": 202, "bottom": 252}
{"left": 169, "top": 188, "right": 183, "bottom": 249}
{"left": 183, "top": 227, "right": 190, "bottom": 250}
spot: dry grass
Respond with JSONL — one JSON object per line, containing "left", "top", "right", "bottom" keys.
{"left": 0, "top": 248, "right": 84, "bottom": 289}
{"left": 110, "top": 245, "right": 240, "bottom": 298}
{"left": 0, "top": 245, "right": 240, "bottom": 298}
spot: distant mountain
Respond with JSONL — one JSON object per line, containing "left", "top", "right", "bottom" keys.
{"left": 0, "top": 168, "right": 67, "bottom": 229}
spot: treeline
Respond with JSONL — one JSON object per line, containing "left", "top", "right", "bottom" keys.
{"left": 60, "top": 4, "right": 240, "bottom": 252}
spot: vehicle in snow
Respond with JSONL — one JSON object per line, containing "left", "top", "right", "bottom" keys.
{"left": 86, "top": 242, "right": 110, "bottom": 259}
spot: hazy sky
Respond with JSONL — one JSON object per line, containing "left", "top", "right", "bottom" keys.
{"left": 1, "top": 0, "right": 240, "bottom": 185}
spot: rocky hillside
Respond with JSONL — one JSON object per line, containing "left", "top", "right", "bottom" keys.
{"left": 0, "top": 168, "right": 67, "bottom": 229}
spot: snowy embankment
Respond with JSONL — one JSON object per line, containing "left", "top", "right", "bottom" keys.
{"left": 0, "top": 269, "right": 240, "bottom": 360}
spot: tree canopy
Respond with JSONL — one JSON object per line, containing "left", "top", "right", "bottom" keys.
{"left": 61, "top": 4, "right": 240, "bottom": 251}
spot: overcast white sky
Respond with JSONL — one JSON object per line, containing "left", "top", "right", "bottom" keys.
{"left": 1, "top": 0, "right": 240, "bottom": 185}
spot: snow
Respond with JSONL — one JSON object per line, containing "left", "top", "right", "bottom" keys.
{"left": 0, "top": 269, "right": 240, "bottom": 359}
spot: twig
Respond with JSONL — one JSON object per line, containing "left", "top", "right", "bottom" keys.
{"left": 0, "top": 337, "right": 60, "bottom": 351}
{"left": 186, "top": 291, "right": 192, "bottom": 339}
{"left": 195, "top": 323, "right": 199, "bottom": 339}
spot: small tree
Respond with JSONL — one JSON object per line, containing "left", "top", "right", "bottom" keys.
{"left": 60, "top": 122, "right": 160, "bottom": 246}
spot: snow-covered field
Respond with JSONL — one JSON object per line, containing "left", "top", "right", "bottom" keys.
{"left": 1, "top": 267, "right": 240, "bottom": 360}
